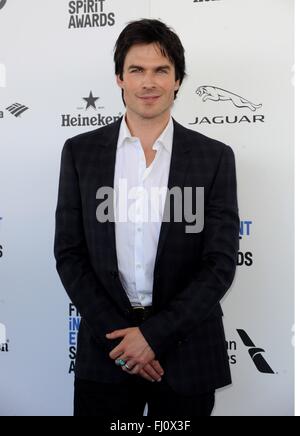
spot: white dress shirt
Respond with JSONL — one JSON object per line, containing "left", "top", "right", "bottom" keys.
{"left": 113, "top": 116, "right": 173, "bottom": 307}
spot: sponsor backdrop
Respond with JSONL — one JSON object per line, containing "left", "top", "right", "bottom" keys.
{"left": 0, "top": 0, "right": 294, "bottom": 416}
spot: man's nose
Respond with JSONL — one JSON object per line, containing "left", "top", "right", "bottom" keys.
{"left": 141, "top": 72, "right": 156, "bottom": 88}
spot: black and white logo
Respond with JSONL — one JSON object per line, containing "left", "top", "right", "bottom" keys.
{"left": 68, "top": 0, "right": 116, "bottom": 29}
{"left": 6, "top": 103, "right": 29, "bottom": 117}
{"left": 237, "top": 329, "right": 275, "bottom": 374}
{"left": 190, "top": 85, "right": 265, "bottom": 125}
{"left": 61, "top": 91, "right": 122, "bottom": 127}
{"left": 196, "top": 86, "right": 262, "bottom": 112}
{"left": 0, "top": 0, "right": 7, "bottom": 10}
{"left": 82, "top": 91, "right": 100, "bottom": 110}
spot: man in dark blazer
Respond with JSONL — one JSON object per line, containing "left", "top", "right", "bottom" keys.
{"left": 54, "top": 19, "right": 239, "bottom": 417}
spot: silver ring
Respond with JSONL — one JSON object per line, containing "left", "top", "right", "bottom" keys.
{"left": 125, "top": 364, "right": 132, "bottom": 370}
{"left": 115, "top": 358, "right": 126, "bottom": 367}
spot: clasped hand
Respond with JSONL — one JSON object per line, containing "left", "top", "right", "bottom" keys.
{"left": 106, "top": 327, "right": 164, "bottom": 382}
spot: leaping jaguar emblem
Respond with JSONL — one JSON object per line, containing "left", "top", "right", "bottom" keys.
{"left": 196, "top": 86, "right": 262, "bottom": 112}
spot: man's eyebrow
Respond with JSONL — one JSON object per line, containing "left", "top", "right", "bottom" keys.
{"left": 127, "top": 64, "right": 143, "bottom": 70}
{"left": 127, "top": 64, "right": 171, "bottom": 70}
{"left": 155, "top": 65, "right": 171, "bottom": 70}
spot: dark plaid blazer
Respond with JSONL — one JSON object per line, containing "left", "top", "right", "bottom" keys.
{"left": 54, "top": 117, "right": 239, "bottom": 395}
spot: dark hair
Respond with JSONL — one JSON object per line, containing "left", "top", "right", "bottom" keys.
{"left": 114, "top": 19, "right": 186, "bottom": 101}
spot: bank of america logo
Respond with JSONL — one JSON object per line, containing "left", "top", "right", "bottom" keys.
{"left": 6, "top": 103, "right": 29, "bottom": 117}
{"left": 237, "top": 329, "right": 275, "bottom": 374}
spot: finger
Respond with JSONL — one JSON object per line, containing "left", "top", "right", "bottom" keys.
{"left": 122, "top": 366, "right": 153, "bottom": 383}
{"left": 109, "top": 346, "right": 125, "bottom": 360}
{"left": 121, "top": 366, "right": 134, "bottom": 376}
{"left": 143, "top": 363, "right": 162, "bottom": 381}
{"left": 106, "top": 329, "right": 128, "bottom": 339}
{"left": 151, "top": 360, "right": 164, "bottom": 376}
{"left": 113, "top": 353, "right": 127, "bottom": 364}
{"left": 123, "top": 360, "right": 136, "bottom": 371}
{"left": 139, "top": 368, "right": 155, "bottom": 383}
{"left": 128, "top": 363, "right": 141, "bottom": 375}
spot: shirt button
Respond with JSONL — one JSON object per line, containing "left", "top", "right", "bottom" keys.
{"left": 137, "top": 227, "right": 142, "bottom": 232}
{"left": 136, "top": 264, "right": 142, "bottom": 269}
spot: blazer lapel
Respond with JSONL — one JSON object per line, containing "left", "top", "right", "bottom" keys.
{"left": 100, "top": 123, "right": 120, "bottom": 270}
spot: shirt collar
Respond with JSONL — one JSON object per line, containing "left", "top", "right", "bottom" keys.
{"left": 117, "top": 115, "right": 174, "bottom": 154}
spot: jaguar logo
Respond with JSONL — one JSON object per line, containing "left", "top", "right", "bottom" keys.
{"left": 196, "top": 86, "right": 262, "bottom": 112}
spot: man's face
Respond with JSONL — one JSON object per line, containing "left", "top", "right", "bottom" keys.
{"left": 116, "top": 43, "right": 180, "bottom": 121}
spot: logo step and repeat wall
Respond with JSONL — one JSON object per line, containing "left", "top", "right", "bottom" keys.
{"left": 0, "top": 0, "right": 294, "bottom": 416}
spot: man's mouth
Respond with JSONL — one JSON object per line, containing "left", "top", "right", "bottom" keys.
{"left": 138, "top": 95, "right": 161, "bottom": 102}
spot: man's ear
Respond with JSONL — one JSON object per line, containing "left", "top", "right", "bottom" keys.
{"left": 116, "top": 75, "right": 123, "bottom": 89}
{"left": 174, "top": 79, "right": 180, "bottom": 91}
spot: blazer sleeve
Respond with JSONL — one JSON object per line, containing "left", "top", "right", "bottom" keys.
{"left": 54, "top": 139, "right": 130, "bottom": 352}
{"left": 139, "top": 145, "right": 240, "bottom": 358}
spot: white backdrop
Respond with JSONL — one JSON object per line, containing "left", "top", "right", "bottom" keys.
{"left": 0, "top": 0, "right": 294, "bottom": 416}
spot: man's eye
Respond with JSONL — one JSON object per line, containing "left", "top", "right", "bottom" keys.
{"left": 157, "top": 69, "right": 168, "bottom": 74}
{"left": 131, "top": 68, "right": 142, "bottom": 73}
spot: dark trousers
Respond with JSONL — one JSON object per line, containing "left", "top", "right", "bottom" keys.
{"left": 74, "top": 377, "right": 215, "bottom": 417}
